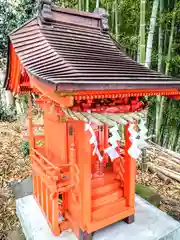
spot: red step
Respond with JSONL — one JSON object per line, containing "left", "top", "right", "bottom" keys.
{"left": 92, "top": 181, "right": 121, "bottom": 196}
{"left": 92, "top": 188, "right": 123, "bottom": 209}
{"left": 92, "top": 197, "right": 127, "bottom": 221}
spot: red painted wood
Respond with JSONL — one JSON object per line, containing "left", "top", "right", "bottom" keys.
{"left": 124, "top": 123, "right": 136, "bottom": 208}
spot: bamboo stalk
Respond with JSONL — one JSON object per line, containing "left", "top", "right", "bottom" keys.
{"left": 149, "top": 163, "right": 180, "bottom": 182}
{"left": 96, "top": 0, "right": 100, "bottom": 9}
{"left": 145, "top": 0, "right": 159, "bottom": 68}
{"left": 148, "top": 165, "right": 171, "bottom": 184}
{"left": 85, "top": 0, "right": 89, "bottom": 12}
{"left": 137, "top": 28, "right": 141, "bottom": 63}
{"left": 140, "top": 0, "right": 146, "bottom": 64}
{"left": 157, "top": 0, "right": 177, "bottom": 144}
{"left": 158, "top": 0, "right": 164, "bottom": 73}
{"left": 139, "top": 0, "right": 147, "bottom": 171}
{"left": 78, "top": 0, "right": 82, "bottom": 10}
{"left": 157, "top": 156, "right": 180, "bottom": 169}
{"left": 156, "top": 0, "right": 164, "bottom": 142}
{"left": 115, "top": 0, "right": 119, "bottom": 41}
{"left": 61, "top": 1, "right": 65, "bottom": 7}
{"left": 149, "top": 141, "right": 180, "bottom": 163}
{"left": 165, "top": 0, "right": 177, "bottom": 76}
{"left": 111, "top": 0, "right": 115, "bottom": 33}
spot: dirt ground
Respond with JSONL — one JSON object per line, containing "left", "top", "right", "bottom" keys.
{"left": 0, "top": 121, "right": 31, "bottom": 240}
{"left": 0, "top": 120, "right": 179, "bottom": 239}
{"left": 136, "top": 169, "right": 180, "bottom": 221}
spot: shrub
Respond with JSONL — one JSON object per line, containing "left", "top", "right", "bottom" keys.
{"left": 21, "top": 140, "right": 30, "bottom": 157}
{"left": 0, "top": 104, "right": 17, "bottom": 122}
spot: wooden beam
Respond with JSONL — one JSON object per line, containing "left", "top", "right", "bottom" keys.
{"left": 74, "top": 88, "right": 180, "bottom": 101}
{"left": 29, "top": 74, "right": 74, "bottom": 107}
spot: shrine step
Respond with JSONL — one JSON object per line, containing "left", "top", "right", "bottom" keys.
{"left": 92, "top": 197, "right": 127, "bottom": 221}
{"left": 92, "top": 188, "right": 123, "bottom": 209}
{"left": 91, "top": 169, "right": 119, "bottom": 189}
{"left": 92, "top": 180, "right": 121, "bottom": 196}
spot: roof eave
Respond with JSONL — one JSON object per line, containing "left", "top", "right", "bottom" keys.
{"left": 55, "top": 82, "right": 180, "bottom": 92}
{"left": 9, "top": 16, "right": 37, "bottom": 36}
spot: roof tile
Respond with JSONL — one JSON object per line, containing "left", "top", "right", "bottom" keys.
{"left": 7, "top": 5, "right": 180, "bottom": 91}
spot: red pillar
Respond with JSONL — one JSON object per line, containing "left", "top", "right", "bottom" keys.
{"left": 124, "top": 123, "right": 136, "bottom": 208}
{"left": 75, "top": 121, "right": 92, "bottom": 231}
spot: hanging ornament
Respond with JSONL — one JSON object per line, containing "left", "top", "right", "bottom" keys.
{"left": 128, "top": 123, "right": 141, "bottom": 159}
{"left": 85, "top": 123, "right": 103, "bottom": 162}
{"left": 137, "top": 118, "right": 149, "bottom": 149}
{"left": 105, "top": 124, "right": 121, "bottom": 161}
{"left": 108, "top": 125, "right": 121, "bottom": 148}
{"left": 104, "top": 146, "right": 120, "bottom": 161}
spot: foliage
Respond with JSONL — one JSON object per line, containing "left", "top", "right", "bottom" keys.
{"left": 0, "top": 77, "right": 16, "bottom": 122}
{"left": 21, "top": 140, "right": 30, "bottom": 157}
{"left": 0, "top": 0, "right": 36, "bottom": 68}
{"left": 0, "top": 104, "right": 16, "bottom": 122}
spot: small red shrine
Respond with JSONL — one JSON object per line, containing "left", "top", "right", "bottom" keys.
{"left": 4, "top": 1, "right": 180, "bottom": 239}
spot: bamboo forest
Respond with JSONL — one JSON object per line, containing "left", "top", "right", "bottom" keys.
{"left": 0, "top": 0, "right": 180, "bottom": 150}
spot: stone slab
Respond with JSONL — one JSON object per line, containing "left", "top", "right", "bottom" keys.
{"left": 10, "top": 176, "right": 33, "bottom": 199}
{"left": 16, "top": 195, "right": 180, "bottom": 240}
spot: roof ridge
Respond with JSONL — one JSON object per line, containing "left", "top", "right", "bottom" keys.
{"left": 38, "top": 6, "right": 102, "bottom": 30}
{"left": 51, "top": 6, "right": 101, "bottom": 20}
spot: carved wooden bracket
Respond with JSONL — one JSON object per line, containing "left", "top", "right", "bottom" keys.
{"left": 38, "top": 0, "right": 52, "bottom": 22}
{"left": 94, "top": 8, "right": 109, "bottom": 31}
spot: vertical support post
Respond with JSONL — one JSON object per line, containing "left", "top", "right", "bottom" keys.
{"left": 43, "top": 102, "right": 48, "bottom": 158}
{"left": 124, "top": 123, "right": 136, "bottom": 208}
{"left": 51, "top": 195, "right": 60, "bottom": 236}
{"left": 68, "top": 121, "right": 76, "bottom": 208}
{"left": 28, "top": 93, "right": 37, "bottom": 198}
{"left": 28, "top": 92, "right": 34, "bottom": 154}
{"left": 68, "top": 122, "right": 75, "bottom": 186}
{"left": 63, "top": 122, "right": 69, "bottom": 212}
{"left": 104, "top": 124, "right": 109, "bottom": 165}
{"left": 76, "top": 121, "right": 92, "bottom": 231}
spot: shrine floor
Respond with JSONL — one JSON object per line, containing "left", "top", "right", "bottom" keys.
{"left": 16, "top": 193, "right": 180, "bottom": 240}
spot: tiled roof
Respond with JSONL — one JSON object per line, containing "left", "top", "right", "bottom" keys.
{"left": 5, "top": 4, "right": 180, "bottom": 91}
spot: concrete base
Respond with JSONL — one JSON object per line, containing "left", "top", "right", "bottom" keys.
{"left": 11, "top": 176, "right": 33, "bottom": 199}
{"left": 16, "top": 195, "right": 180, "bottom": 240}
